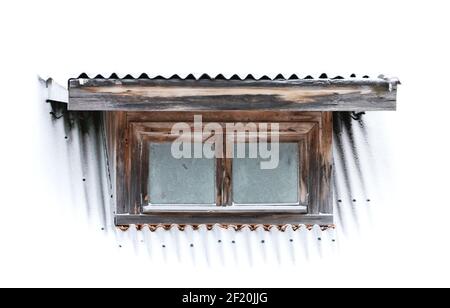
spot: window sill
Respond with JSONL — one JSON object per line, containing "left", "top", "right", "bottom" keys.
{"left": 115, "top": 213, "right": 332, "bottom": 226}
{"left": 142, "top": 205, "right": 308, "bottom": 213}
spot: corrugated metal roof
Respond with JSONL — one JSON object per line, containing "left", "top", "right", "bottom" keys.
{"left": 73, "top": 72, "right": 395, "bottom": 82}
{"left": 118, "top": 224, "right": 332, "bottom": 232}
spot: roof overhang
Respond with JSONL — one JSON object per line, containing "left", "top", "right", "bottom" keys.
{"left": 68, "top": 74, "right": 399, "bottom": 112}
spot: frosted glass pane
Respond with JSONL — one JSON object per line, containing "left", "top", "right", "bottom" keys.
{"left": 232, "top": 143, "right": 299, "bottom": 204}
{"left": 148, "top": 143, "right": 215, "bottom": 204}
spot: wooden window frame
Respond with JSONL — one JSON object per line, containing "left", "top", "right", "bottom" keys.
{"left": 222, "top": 122, "right": 318, "bottom": 210}
{"left": 108, "top": 111, "right": 333, "bottom": 226}
{"left": 130, "top": 122, "right": 224, "bottom": 209}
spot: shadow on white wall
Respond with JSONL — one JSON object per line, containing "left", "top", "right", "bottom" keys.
{"left": 39, "top": 76, "right": 394, "bottom": 265}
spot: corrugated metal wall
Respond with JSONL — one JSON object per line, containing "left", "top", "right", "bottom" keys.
{"left": 42, "top": 77, "right": 394, "bottom": 265}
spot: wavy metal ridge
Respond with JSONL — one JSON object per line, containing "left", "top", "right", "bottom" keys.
{"left": 117, "top": 224, "right": 335, "bottom": 232}
{"left": 74, "top": 72, "right": 376, "bottom": 81}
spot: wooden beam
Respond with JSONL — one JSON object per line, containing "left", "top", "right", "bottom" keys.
{"left": 68, "top": 78, "right": 398, "bottom": 112}
{"left": 319, "top": 112, "right": 333, "bottom": 214}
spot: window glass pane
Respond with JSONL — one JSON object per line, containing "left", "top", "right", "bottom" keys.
{"left": 232, "top": 142, "right": 299, "bottom": 204}
{"left": 148, "top": 142, "right": 215, "bottom": 205}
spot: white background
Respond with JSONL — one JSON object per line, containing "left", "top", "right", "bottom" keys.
{"left": 0, "top": 0, "right": 449, "bottom": 287}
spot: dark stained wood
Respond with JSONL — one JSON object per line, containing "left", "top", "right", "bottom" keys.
{"left": 140, "top": 140, "right": 149, "bottom": 205}
{"left": 223, "top": 156, "right": 232, "bottom": 206}
{"left": 319, "top": 112, "right": 333, "bottom": 214}
{"left": 69, "top": 78, "right": 398, "bottom": 112}
{"left": 299, "top": 139, "right": 308, "bottom": 205}
{"left": 306, "top": 124, "right": 320, "bottom": 214}
{"left": 106, "top": 111, "right": 127, "bottom": 214}
{"left": 216, "top": 155, "right": 224, "bottom": 206}
{"left": 216, "top": 130, "right": 225, "bottom": 206}
{"left": 129, "top": 124, "right": 141, "bottom": 214}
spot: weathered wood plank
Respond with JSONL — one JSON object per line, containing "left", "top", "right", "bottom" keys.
{"left": 68, "top": 78, "right": 398, "bottom": 112}
{"left": 129, "top": 126, "right": 142, "bottom": 214}
{"left": 223, "top": 156, "right": 232, "bottom": 206}
{"left": 114, "top": 112, "right": 128, "bottom": 214}
{"left": 306, "top": 123, "right": 320, "bottom": 214}
{"left": 142, "top": 205, "right": 307, "bottom": 212}
{"left": 115, "top": 213, "right": 333, "bottom": 225}
{"left": 299, "top": 139, "right": 309, "bottom": 205}
{"left": 126, "top": 111, "right": 322, "bottom": 123}
{"left": 319, "top": 112, "right": 333, "bottom": 214}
